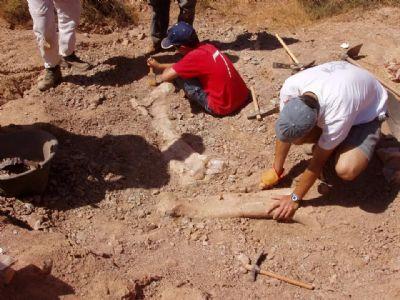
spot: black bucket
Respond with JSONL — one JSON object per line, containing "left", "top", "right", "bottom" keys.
{"left": 0, "top": 125, "right": 58, "bottom": 197}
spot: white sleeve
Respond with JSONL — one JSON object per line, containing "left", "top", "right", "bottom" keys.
{"left": 318, "top": 116, "right": 354, "bottom": 150}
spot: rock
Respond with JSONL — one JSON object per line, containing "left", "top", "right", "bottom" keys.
{"left": 89, "top": 242, "right": 113, "bottom": 258}
{"left": 206, "top": 159, "right": 225, "bottom": 175}
{"left": 121, "top": 38, "right": 130, "bottom": 46}
{"left": 0, "top": 254, "right": 15, "bottom": 271}
{"left": 237, "top": 253, "right": 250, "bottom": 266}
{"left": 76, "top": 231, "right": 87, "bottom": 243}
{"left": 195, "top": 222, "right": 205, "bottom": 229}
{"left": 228, "top": 175, "right": 236, "bottom": 183}
{"left": 137, "top": 209, "right": 147, "bottom": 218}
{"left": 23, "top": 203, "right": 34, "bottom": 215}
{"left": 89, "top": 94, "right": 105, "bottom": 109}
{"left": 145, "top": 223, "right": 158, "bottom": 232}
{"left": 128, "top": 29, "right": 139, "bottom": 37}
{"left": 113, "top": 244, "right": 124, "bottom": 255}
{"left": 137, "top": 33, "right": 146, "bottom": 40}
{"left": 24, "top": 213, "right": 46, "bottom": 230}
{"left": 41, "top": 258, "right": 53, "bottom": 275}
{"left": 106, "top": 279, "right": 131, "bottom": 299}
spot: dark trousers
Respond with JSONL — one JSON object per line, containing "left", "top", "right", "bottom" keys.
{"left": 148, "top": 0, "right": 197, "bottom": 44}
{"left": 175, "top": 77, "right": 213, "bottom": 114}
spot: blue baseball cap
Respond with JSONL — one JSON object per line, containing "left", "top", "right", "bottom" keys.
{"left": 275, "top": 96, "right": 318, "bottom": 143}
{"left": 161, "top": 22, "right": 197, "bottom": 49}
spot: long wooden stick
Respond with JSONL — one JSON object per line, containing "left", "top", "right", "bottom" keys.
{"left": 250, "top": 87, "right": 262, "bottom": 121}
{"left": 275, "top": 33, "right": 299, "bottom": 64}
{"left": 243, "top": 263, "right": 314, "bottom": 290}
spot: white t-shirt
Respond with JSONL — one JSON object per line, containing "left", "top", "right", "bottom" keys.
{"left": 279, "top": 61, "right": 388, "bottom": 150}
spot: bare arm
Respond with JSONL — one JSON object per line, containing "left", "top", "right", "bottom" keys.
{"left": 267, "top": 144, "right": 334, "bottom": 220}
{"left": 155, "top": 63, "right": 174, "bottom": 71}
{"left": 147, "top": 57, "right": 179, "bottom": 83}
{"left": 273, "top": 140, "right": 291, "bottom": 175}
{"left": 293, "top": 145, "right": 334, "bottom": 199}
{"left": 147, "top": 57, "right": 174, "bottom": 71}
{"left": 159, "top": 67, "right": 179, "bottom": 82}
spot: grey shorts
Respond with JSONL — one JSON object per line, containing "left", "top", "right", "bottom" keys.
{"left": 340, "top": 118, "right": 381, "bottom": 160}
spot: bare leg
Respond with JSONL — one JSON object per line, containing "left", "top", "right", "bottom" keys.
{"left": 335, "top": 146, "right": 369, "bottom": 181}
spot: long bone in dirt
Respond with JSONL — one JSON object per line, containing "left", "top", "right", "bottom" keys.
{"left": 157, "top": 188, "right": 321, "bottom": 230}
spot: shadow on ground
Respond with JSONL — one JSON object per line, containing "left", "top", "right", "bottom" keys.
{"left": 0, "top": 264, "right": 74, "bottom": 299}
{"left": 63, "top": 54, "right": 149, "bottom": 87}
{"left": 301, "top": 155, "right": 398, "bottom": 214}
{"left": 207, "top": 31, "right": 299, "bottom": 52}
{"left": 1, "top": 123, "right": 204, "bottom": 211}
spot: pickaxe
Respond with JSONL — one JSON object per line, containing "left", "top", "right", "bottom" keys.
{"left": 273, "top": 33, "right": 315, "bottom": 73}
{"left": 237, "top": 252, "right": 314, "bottom": 290}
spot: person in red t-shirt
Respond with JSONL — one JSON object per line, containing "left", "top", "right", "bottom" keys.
{"left": 147, "top": 22, "right": 249, "bottom": 116}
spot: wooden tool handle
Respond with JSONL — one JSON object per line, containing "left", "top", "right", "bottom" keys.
{"left": 259, "top": 269, "right": 314, "bottom": 290}
{"left": 275, "top": 34, "right": 299, "bottom": 64}
{"left": 149, "top": 66, "right": 155, "bottom": 76}
{"left": 250, "top": 87, "right": 262, "bottom": 121}
{"left": 245, "top": 264, "right": 314, "bottom": 290}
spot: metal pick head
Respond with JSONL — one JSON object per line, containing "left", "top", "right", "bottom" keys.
{"left": 250, "top": 250, "right": 266, "bottom": 282}
{"left": 346, "top": 44, "right": 363, "bottom": 59}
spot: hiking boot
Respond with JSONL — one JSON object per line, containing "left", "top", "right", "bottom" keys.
{"left": 38, "top": 65, "right": 62, "bottom": 91}
{"left": 62, "top": 52, "right": 91, "bottom": 71}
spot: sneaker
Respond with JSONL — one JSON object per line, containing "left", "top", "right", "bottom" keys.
{"left": 62, "top": 52, "right": 91, "bottom": 71}
{"left": 38, "top": 65, "right": 62, "bottom": 91}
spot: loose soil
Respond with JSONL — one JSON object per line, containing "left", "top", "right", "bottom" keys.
{"left": 0, "top": 3, "right": 399, "bottom": 299}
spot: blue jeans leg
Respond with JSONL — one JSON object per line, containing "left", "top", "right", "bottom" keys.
{"left": 176, "top": 78, "right": 212, "bottom": 114}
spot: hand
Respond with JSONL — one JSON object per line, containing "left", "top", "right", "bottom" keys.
{"left": 147, "top": 76, "right": 157, "bottom": 87}
{"left": 147, "top": 57, "right": 160, "bottom": 69}
{"left": 259, "top": 167, "right": 282, "bottom": 190}
{"left": 267, "top": 194, "right": 299, "bottom": 221}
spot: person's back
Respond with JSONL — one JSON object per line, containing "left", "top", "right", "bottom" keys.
{"left": 281, "top": 61, "right": 387, "bottom": 125}
{"left": 280, "top": 61, "right": 387, "bottom": 149}
{"left": 173, "top": 43, "right": 249, "bottom": 115}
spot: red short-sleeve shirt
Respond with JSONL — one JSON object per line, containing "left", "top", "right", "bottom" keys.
{"left": 172, "top": 43, "right": 249, "bottom": 115}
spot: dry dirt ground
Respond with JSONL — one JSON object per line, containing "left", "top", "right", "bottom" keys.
{"left": 0, "top": 3, "right": 400, "bottom": 299}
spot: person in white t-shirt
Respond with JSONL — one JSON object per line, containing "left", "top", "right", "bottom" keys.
{"left": 260, "top": 61, "right": 388, "bottom": 220}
